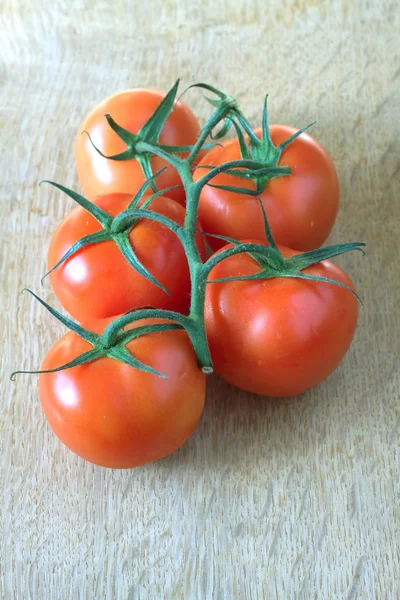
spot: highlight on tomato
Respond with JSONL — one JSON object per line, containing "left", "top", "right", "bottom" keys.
{"left": 75, "top": 82, "right": 202, "bottom": 205}
{"left": 205, "top": 239, "right": 360, "bottom": 398}
{"left": 195, "top": 99, "right": 339, "bottom": 252}
{"left": 44, "top": 179, "right": 205, "bottom": 323}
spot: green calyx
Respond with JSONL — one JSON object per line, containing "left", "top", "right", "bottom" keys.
{"left": 41, "top": 170, "right": 186, "bottom": 295}
{"left": 10, "top": 290, "right": 184, "bottom": 380}
{"left": 204, "top": 240, "right": 365, "bottom": 303}
{"left": 179, "top": 82, "right": 239, "bottom": 142}
{"left": 202, "top": 201, "right": 365, "bottom": 304}
{"left": 227, "top": 95, "right": 316, "bottom": 193}
{"left": 83, "top": 79, "right": 228, "bottom": 189}
{"left": 83, "top": 80, "right": 196, "bottom": 191}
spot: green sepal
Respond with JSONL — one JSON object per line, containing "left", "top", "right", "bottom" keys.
{"left": 41, "top": 181, "right": 112, "bottom": 228}
{"left": 125, "top": 167, "right": 168, "bottom": 210}
{"left": 114, "top": 234, "right": 170, "bottom": 295}
{"left": 41, "top": 230, "right": 111, "bottom": 283}
{"left": 261, "top": 95, "right": 273, "bottom": 148}
{"left": 159, "top": 143, "right": 215, "bottom": 153}
{"left": 10, "top": 349, "right": 104, "bottom": 381}
{"left": 277, "top": 122, "right": 316, "bottom": 153}
{"left": 137, "top": 154, "right": 157, "bottom": 192}
{"left": 210, "top": 118, "right": 233, "bottom": 140}
{"left": 195, "top": 158, "right": 291, "bottom": 190}
{"left": 285, "top": 242, "right": 366, "bottom": 271}
{"left": 206, "top": 183, "right": 260, "bottom": 196}
{"left": 203, "top": 242, "right": 280, "bottom": 275}
{"left": 83, "top": 81, "right": 191, "bottom": 176}
{"left": 179, "top": 82, "right": 234, "bottom": 103}
{"left": 41, "top": 179, "right": 172, "bottom": 293}
{"left": 202, "top": 94, "right": 221, "bottom": 108}
{"left": 230, "top": 117, "right": 252, "bottom": 159}
{"left": 81, "top": 129, "right": 135, "bottom": 161}
{"left": 207, "top": 272, "right": 271, "bottom": 284}
{"left": 256, "top": 198, "right": 280, "bottom": 252}
{"left": 106, "top": 347, "right": 168, "bottom": 379}
{"left": 197, "top": 230, "right": 241, "bottom": 246}
{"left": 138, "top": 80, "right": 179, "bottom": 143}
{"left": 104, "top": 113, "right": 137, "bottom": 146}
{"left": 280, "top": 271, "right": 363, "bottom": 304}
{"left": 140, "top": 185, "right": 183, "bottom": 210}
{"left": 20, "top": 289, "right": 99, "bottom": 344}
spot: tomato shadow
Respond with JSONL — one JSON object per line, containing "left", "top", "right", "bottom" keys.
{"left": 156, "top": 369, "right": 345, "bottom": 471}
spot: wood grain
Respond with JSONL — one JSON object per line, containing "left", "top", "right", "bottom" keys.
{"left": 1, "top": 1, "right": 399, "bottom": 598}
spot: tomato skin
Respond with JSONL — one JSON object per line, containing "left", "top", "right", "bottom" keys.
{"left": 48, "top": 193, "right": 205, "bottom": 322}
{"left": 39, "top": 319, "right": 206, "bottom": 468}
{"left": 75, "top": 89, "right": 202, "bottom": 205}
{"left": 195, "top": 126, "right": 339, "bottom": 251}
{"left": 205, "top": 242, "right": 358, "bottom": 397}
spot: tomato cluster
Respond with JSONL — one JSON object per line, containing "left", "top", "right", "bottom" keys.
{"left": 13, "top": 82, "right": 364, "bottom": 468}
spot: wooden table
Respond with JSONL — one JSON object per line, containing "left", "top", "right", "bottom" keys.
{"left": 2, "top": 1, "right": 399, "bottom": 598}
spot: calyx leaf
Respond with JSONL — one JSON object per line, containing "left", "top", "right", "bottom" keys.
{"left": 228, "top": 95, "right": 316, "bottom": 192}
{"left": 11, "top": 291, "right": 187, "bottom": 380}
{"left": 41, "top": 173, "right": 182, "bottom": 294}
{"left": 203, "top": 202, "right": 365, "bottom": 303}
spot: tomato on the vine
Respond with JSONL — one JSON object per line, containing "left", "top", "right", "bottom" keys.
{"left": 39, "top": 318, "right": 206, "bottom": 468}
{"left": 75, "top": 89, "right": 202, "bottom": 205}
{"left": 195, "top": 126, "right": 339, "bottom": 251}
{"left": 205, "top": 241, "right": 358, "bottom": 397}
{"left": 48, "top": 193, "right": 205, "bottom": 322}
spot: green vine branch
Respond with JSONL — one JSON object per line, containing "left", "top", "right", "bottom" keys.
{"left": 14, "top": 80, "right": 365, "bottom": 380}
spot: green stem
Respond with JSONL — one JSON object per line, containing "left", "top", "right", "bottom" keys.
{"left": 135, "top": 141, "right": 183, "bottom": 170}
{"left": 180, "top": 162, "right": 213, "bottom": 369}
{"left": 187, "top": 100, "right": 235, "bottom": 165}
{"left": 124, "top": 137, "right": 213, "bottom": 369}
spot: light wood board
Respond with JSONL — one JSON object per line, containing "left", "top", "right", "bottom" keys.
{"left": 1, "top": 1, "right": 399, "bottom": 598}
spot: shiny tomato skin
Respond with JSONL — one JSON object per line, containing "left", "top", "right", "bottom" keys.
{"left": 75, "top": 89, "right": 202, "bottom": 205}
{"left": 39, "top": 319, "right": 206, "bottom": 468}
{"left": 195, "top": 126, "right": 339, "bottom": 251}
{"left": 48, "top": 193, "right": 205, "bottom": 322}
{"left": 205, "top": 242, "right": 358, "bottom": 397}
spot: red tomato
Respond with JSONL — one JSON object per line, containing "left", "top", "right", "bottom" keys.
{"left": 48, "top": 193, "right": 205, "bottom": 322}
{"left": 205, "top": 242, "right": 358, "bottom": 397}
{"left": 195, "top": 126, "right": 339, "bottom": 251}
{"left": 39, "top": 318, "right": 206, "bottom": 468}
{"left": 75, "top": 89, "right": 202, "bottom": 205}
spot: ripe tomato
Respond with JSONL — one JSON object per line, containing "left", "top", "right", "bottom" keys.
{"left": 39, "top": 319, "right": 206, "bottom": 468}
{"left": 195, "top": 126, "right": 339, "bottom": 251}
{"left": 48, "top": 193, "right": 205, "bottom": 322}
{"left": 205, "top": 241, "right": 358, "bottom": 397}
{"left": 75, "top": 89, "right": 201, "bottom": 205}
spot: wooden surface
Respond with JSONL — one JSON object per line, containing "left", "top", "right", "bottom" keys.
{"left": 1, "top": 1, "right": 399, "bottom": 598}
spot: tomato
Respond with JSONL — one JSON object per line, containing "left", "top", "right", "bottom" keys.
{"left": 205, "top": 241, "right": 358, "bottom": 397}
{"left": 195, "top": 126, "right": 339, "bottom": 251}
{"left": 75, "top": 89, "right": 202, "bottom": 205}
{"left": 39, "top": 318, "right": 206, "bottom": 468}
{"left": 48, "top": 193, "right": 205, "bottom": 322}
